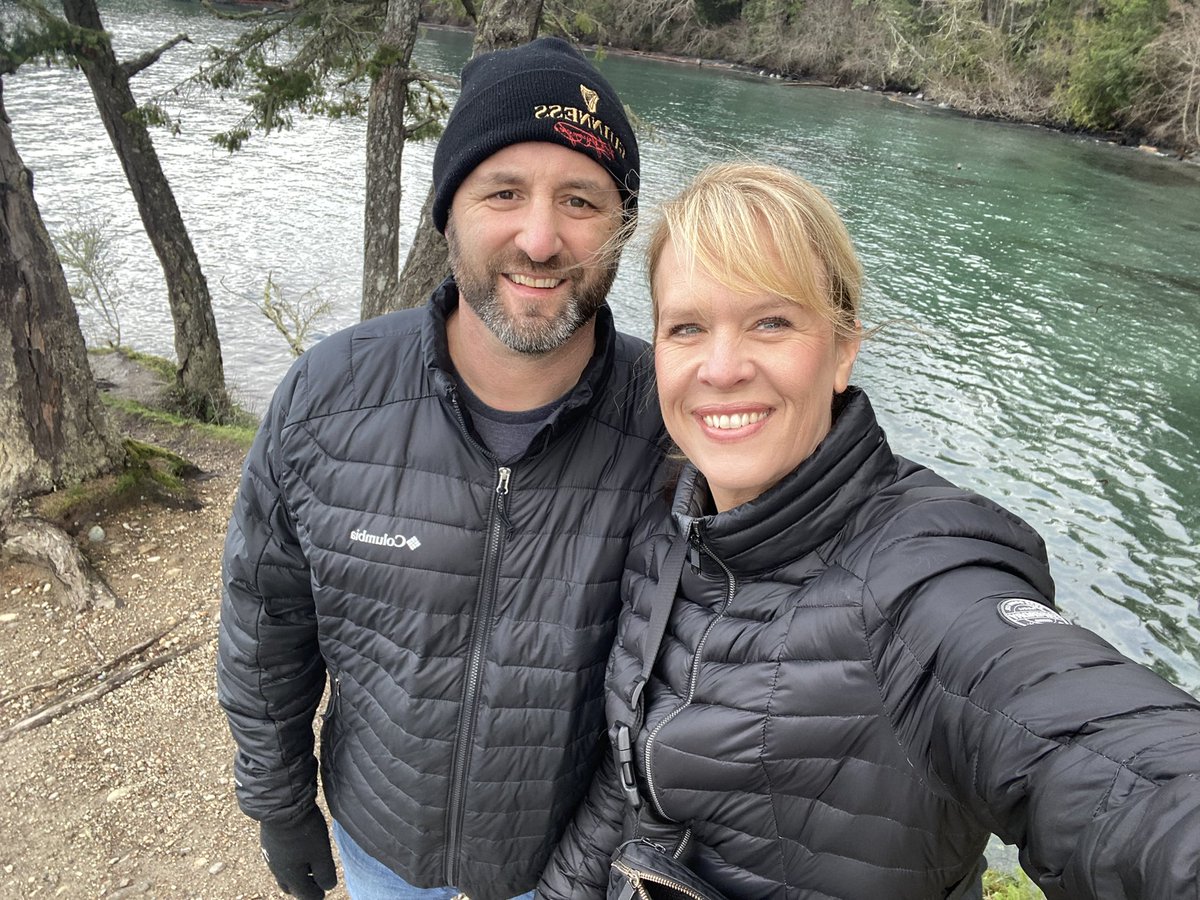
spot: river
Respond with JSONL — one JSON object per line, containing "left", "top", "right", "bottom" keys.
{"left": 7, "top": 0, "right": 1200, "bottom": 693}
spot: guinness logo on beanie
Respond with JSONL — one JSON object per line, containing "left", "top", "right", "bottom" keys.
{"left": 431, "top": 37, "right": 640, "bottom": 234}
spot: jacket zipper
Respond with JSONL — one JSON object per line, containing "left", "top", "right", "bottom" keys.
{"left": 643, "top": 536, "right": 737, "bottom": 819}
{"left": 444, "top": 464, "right": 510, "bottom": 884}
{"left": 443, "top": 390, "right": 513, "bottom": 885}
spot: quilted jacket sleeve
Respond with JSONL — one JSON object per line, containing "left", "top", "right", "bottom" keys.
{"left": 217, "top": 362, "right": 327, "bottom": 826}
{"left": 866, "top": 495, "right": 1200, "bottom": 900}
{"left": 537, "top": 742, "right": 625, "bottom": 899}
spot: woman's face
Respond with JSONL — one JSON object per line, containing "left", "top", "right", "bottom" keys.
{"left": 653, "top": 238, "right": 859, "bottom": 512}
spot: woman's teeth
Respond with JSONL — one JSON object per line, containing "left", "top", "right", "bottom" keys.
{"left": 703, "top": 411, "right": 767, "bottom": 430}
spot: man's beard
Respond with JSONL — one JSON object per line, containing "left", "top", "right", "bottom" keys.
{"left": 447, "top": 224, "right": 618, "bottom": 356}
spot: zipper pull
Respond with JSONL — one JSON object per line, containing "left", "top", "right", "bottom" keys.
{"left": 496, "top": 466, "right": 513, "bottom": 532}
{"left": 687, "top": 526, "right": 702, "bottom": 572}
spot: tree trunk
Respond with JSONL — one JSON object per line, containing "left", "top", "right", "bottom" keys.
{"left": 391, "top": 187, "right": 450, "bottom": 313}
{"left": 389, "top": 0, "right": 545, "bottom": 314}
{"left": 60, "top": 0, "right": 230, "bottom": 422}
{"left": 359, "top": 0, "right": 423, "bottom": 321}
{"left": 472, "top": 0, "right": 545, "bottom": 52}
{"left": 0, "top": 78, "right": 124, "bottom": 610}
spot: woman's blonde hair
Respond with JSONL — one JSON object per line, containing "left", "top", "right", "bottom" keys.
{"left": 647, "top": 162, "right": 863, "bottom": 341}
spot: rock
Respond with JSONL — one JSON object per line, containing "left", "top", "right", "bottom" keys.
{"left": 106, "top": 786, "right": 133, "bottom": 803}
{"left": 207, "top": 861, "right": 225, "bottom": 875}
{"left": 107, "top": 881, "right": 152, "bottom": 898}
{"left": 88, "top": 525, "right": 106, "bottom": 543}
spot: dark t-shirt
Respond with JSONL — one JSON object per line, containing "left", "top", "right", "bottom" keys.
{"left": 455, "top": 375, "right": 567, "bottom": 464}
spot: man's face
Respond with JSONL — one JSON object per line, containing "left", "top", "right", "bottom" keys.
{"left": 446, "top": 142, "right": 624, "bottom": 356}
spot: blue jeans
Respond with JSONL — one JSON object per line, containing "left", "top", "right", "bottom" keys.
{"left": 332, "top": 819, "right": 535, "bottom": 900}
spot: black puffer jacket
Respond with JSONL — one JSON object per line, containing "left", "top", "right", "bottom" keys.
{"left": 218, "top": 280, "right": 665, "bottom": 900}
{"left": 541, "top": 388, "right": 1200, "bottom": 900}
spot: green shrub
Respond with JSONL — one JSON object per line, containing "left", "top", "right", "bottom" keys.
{"left": 1064, "top": 0, "right": 1169, "bottom": 127}
{"left": 983, "top": 867, "right": 1045, "bottom": 900}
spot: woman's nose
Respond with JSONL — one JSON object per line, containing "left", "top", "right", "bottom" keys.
{"left": 513, "top": 200, "right": 565, "bottom": 263}
{"left": 698, "top": 336, "right": 753, "bottom": 388}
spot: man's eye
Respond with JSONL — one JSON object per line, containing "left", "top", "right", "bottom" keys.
{"left": 492, "top": 190, "right": 517, "bottom": 201}
{"left": 566, "top": 196, "right": 595, "bottom": 209}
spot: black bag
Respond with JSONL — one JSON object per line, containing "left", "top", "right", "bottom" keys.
{"left": 608, "top": 838, "right": 730, "bottom": 900}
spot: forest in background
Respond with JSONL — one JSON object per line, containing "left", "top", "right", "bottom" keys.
{"left": 423, "top": 0, "right": 1200, "bottom": 156}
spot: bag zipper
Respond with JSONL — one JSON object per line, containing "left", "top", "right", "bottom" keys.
{"left": 612, "top": 831, "right": 707, "bottom": 900}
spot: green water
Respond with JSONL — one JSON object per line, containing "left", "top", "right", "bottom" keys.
{"left": 9, "top": 6, "right": 1200, "bottom": 689}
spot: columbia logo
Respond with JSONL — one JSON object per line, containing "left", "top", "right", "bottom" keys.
{"left": 350, "top": 528, "right": 422, "bottom": 551}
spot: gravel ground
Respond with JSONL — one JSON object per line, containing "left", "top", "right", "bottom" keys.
{"left": 0, "top": 358, "right": 349, "bottom": 900}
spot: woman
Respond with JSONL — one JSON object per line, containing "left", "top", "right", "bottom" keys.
{"left": 538, "top": 163, "right": 1200, "bottom": 899}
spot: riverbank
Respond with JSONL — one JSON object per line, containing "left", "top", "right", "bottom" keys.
{"left": 421, "top": 21, "right": 1195, "bottom": 164}
{"left": 596, "top": 40, "right": 1192, "bottom": 164}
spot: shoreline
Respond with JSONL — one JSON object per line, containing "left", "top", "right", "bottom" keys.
{"left": 422, "top": 22, "right": 1196, "bottom": 167}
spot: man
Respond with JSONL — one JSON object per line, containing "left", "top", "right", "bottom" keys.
{"left": 218, "top": 37, "right": 664, "bottom": 900}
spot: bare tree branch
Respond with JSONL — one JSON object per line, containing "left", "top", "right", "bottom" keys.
{"left": 0, "top": 616, "right": 192, "bottom": 708}
{"left": 121, "top": 32, "right": 191, "bottom": 79}
{"left": 0, "top": 638, "right": 208, "bottom": 742}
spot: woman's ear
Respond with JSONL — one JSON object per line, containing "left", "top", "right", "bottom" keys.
{"left": 834, "top": 319, "right": 862, "bottom": 393}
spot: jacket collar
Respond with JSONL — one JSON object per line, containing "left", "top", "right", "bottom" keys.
{"left": 672, "top": 387, "right": 898, "bottom": 574}
{"left": 420, "top": 277, "right": 618, "bottom": 458}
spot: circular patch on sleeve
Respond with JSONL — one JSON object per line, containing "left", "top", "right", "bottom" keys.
{"left": 996, "top": 597, "right": 1069, "bottom": 627}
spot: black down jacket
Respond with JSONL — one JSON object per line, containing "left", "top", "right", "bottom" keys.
{"left": 541, "top": 388, "right": 1200, "bottom": 900}
{"left": 218, "top": 280, "right": 665, "bottom": 900}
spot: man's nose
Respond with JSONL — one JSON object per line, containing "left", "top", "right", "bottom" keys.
{"left": 513, "top": 200, "right": 565, "bottom": 263}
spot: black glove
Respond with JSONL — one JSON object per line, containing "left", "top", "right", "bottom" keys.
{"left": 259, "top": 807, "right": 338, "bottom": 899}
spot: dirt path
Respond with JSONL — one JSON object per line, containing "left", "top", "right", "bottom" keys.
{"left": 0, "top": 364, "right": 349, "bottom": 900}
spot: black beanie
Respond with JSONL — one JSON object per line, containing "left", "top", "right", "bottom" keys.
{"left": 432, "top": 37, "right": 639, "bottom": 234}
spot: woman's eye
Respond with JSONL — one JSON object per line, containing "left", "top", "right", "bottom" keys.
{"left": 756, "top": 317, "right": 791, "bottom": 331}
{"left": 667, "top": 323, "right": 702, "bottom": 337}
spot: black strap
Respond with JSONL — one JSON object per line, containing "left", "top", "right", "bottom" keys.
{"left": 617, "top": 531, "right": 691, "bottom": 811}
{"left": 631, "top": 533, "right": 690, "bottom": 711}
